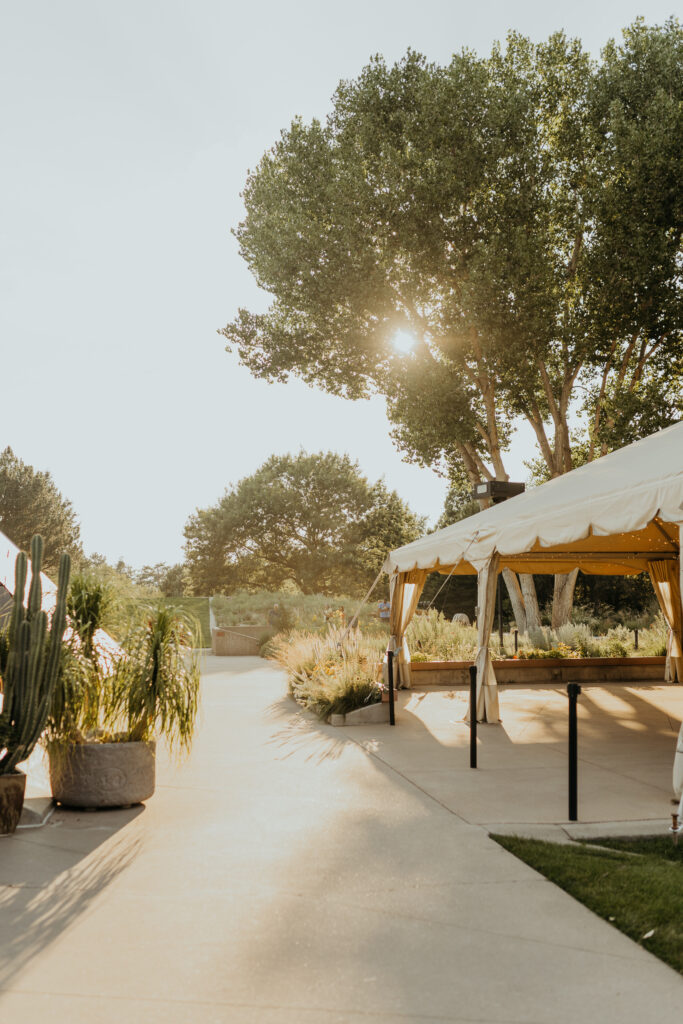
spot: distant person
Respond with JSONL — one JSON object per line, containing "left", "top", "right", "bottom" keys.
{"left": 267, "top": 603, "right": 282, "bottom": 629}
{"left": 378, "top": 599, "right": 390, "bottom": 623}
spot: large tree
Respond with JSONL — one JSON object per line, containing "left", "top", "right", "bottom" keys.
{"left": 183, "top": 451, "right": 424, "bottom": 596}
{"left": 0, "top": 446, "right": 82, "bottom": 573}
{"left": 222, "top": 20, "right": 682, "bottom": 627}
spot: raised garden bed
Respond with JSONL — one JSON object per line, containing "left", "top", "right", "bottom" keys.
{"left": 411, "top": 656, "right": 667, "bottom": 686}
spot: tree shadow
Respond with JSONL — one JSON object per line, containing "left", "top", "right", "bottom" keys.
{"left": 0, "top": 806, "right": 143, "bottom": 989}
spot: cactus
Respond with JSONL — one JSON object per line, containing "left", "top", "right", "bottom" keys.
{"left": 0, "top": 535, "right": 71, "bottom": 775}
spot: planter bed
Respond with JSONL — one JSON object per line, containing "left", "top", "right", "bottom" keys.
{"left": 411, "top": 656, "right": 666, "bottom": 686}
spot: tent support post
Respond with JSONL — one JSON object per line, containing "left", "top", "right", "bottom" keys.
{"left": 387, "top": 649, "right": 395, "bottom": 726}
{"left": 497, "top": 574, "right": 503, "bottom": 651}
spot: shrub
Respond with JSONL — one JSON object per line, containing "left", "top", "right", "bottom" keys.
{"left": 406, "top": 609, "right": 478, "bottom": 662}
{"left": 268, "top": 627, "right": 386, "bottom": 720}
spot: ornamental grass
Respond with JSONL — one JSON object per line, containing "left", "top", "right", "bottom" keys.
{"left": 269, "top": 627, "right": 386, "bottom": 720}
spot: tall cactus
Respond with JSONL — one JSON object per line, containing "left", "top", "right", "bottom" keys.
{"left": 0, "top": 535, "right": 71, "bottom": 774}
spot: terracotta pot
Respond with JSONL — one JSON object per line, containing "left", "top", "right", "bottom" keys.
{"left": 0, "top": 769, "right": 27, "bottom": 835}
{"left": 49, "top": 741, "right": 156, "bottom": 809}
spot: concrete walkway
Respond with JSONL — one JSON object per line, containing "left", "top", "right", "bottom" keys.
{"left": 358, "top": 681, "right": 683, "bottom": 838}
{"left": 1, "top": 657, "right": 681, "bottom": 1022}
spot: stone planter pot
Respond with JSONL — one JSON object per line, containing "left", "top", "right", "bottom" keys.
{"left": 49, "top": 741, "right": 156, "bottom": 809}
{"left": 0, "top": 770, "right": 27, "bottom": 835}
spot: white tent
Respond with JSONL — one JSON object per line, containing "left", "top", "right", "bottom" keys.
{"left": 383, "top": 423, "right": 683, "bottom": 732}
{"left": 0, "top": 529, "right": 120, "bottom": 660}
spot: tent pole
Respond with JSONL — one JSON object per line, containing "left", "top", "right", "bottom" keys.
{"left": 497, "top": 574, "right": 503, "bottom": 652}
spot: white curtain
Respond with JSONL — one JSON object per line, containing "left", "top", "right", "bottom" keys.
{"left": 647, "top": 559, "right": 683, "bottom": 683}
{"left": 474, "top": 553, "right": 501, "bottom": 722}
{"left": 388, "top": 570, "right": 427, "bottom": 688}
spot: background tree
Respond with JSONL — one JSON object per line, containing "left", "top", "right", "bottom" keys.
{"left": 0, "top": 446, "right": 82, "bottom": 573}
{"left": 135, "top": 562, "right": 189, "bottom": 597}
{"left": 183, "top": 451, "right": 424, "bottom": 596}
{"left": 222, "top": 20, "right": 682, "bottom": 627}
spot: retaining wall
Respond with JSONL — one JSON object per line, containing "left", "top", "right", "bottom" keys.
{"left": 211, "top": 625, "right": 268, "bottom": 656}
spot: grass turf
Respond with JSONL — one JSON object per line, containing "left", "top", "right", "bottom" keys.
{"left": 159, "top": 597, "right": 211, "bottom": 647}
{"left": 492, "top": 834, "right": 683, "bottom": 974}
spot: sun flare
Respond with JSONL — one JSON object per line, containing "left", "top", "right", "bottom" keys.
{"left": 391, "top": 329, "right": 416, "bottom": 355}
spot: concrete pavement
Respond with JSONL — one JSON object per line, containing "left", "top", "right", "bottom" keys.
{"left": 1, "top": 657, "right": 681, "bottom": 1022}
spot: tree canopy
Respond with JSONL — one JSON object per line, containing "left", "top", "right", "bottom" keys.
{"left": 0, "top": 446, "right": 82, "bottom": 573}
{"left": 221, "top": 19, "right": 682, "bottom": 627}
{"left": 223, "top": 19, "right": 682, "bottom": 489}
{"left": 183, "top": 451, "right": 424, "bottom": 596}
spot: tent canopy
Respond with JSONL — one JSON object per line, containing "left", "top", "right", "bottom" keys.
{"left": 384, "top": 422, "right": 683, "bottom": 577}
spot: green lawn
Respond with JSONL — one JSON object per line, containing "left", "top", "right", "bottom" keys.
{"left": 160, "top": 597, "right": 211, "bottom": 647}
{"left": 492, "top": 834, "right": 683, "bottom": 974}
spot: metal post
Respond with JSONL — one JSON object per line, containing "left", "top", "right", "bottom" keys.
{"left": 514, "top": 629, "right": 518, "bottom": 654}
{"left": 634, "top": 628, "right": 639, "bottom": 651}
{"left": 387, "top": 649, "right": 396, "bottom": 726}
{"left": 469, "top": 664, "right": 477, "bottom": 768}
{"left": 567, "top": 682, "right": 581, "bottom": 821}
{"left": 497, "top": 574, "right": 503, "bottom": 651}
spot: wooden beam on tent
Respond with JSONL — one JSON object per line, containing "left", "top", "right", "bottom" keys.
{"left": 502, "top": 551, "right": 678, "bottom": 562}
{"left": 652, "top": 519, "right": 679, "bottom": 552}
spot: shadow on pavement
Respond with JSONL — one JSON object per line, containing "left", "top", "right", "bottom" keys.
{"left": 0, "top": 806, "right": 143, "bottom": 989}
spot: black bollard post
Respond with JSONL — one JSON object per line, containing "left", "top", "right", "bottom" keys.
{"left": 634, "top": 628, "right": 639, "bottom": 651}
{"left": 469, "top": 664, "right": 477, "bottom": 768}
{"left": 567, "top": 682, "right": 582, "bottom": 821}
{"left": 514, "top": 629, "right": 519, "bottom": 654}
{"left": 387, "top": 649, "right": 396, "bottom": 726}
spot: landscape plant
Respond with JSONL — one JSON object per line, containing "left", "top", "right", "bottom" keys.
{"left": 109, "top": 605, "right": 200, "bottom": 753}
{"left": 47, "top": 577, "right": 201, "bottom": 807}
{"left": 405, "top": 609, "right": 668, "bottom": 662}
{"left": 270, "top": 627, "right": 386, "bottom": 720}
{"left": 0, "top": 536, "right": 70, "bottom": 832}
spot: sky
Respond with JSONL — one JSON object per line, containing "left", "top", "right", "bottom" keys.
{"left": 1, "top": 1, "right": 678, "bottom": 568}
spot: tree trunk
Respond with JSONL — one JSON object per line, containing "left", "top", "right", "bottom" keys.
{"left": 502, "top": 569, "right": 527, "bottom": 634}
{"left": 551, "top": 570, "right": 579, "bottom": 628}
{"left": 520, "top": 573, "right": 542, "bottom": 633}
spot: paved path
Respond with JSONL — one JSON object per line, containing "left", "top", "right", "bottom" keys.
{"left": 1, "top": 657, "right": 682, "bottom": 1022}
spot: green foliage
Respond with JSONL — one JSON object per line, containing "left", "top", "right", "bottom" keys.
{"left": 270, "top": 628, "right": 386, "bottom": 720}
{"left": 493, "top": 835, "right": 683, "bottom": 974}
{"left": 160, "top": 597, "right": 210, "bottom": 646}
{"left": 222, "top": 21, "right": 683, "bottom": 495}
{"left": 404, "top": 609, "right": 668, "bottom": 661}
{"left": 0, "top": 536, "right": 71, "bottom": 774}
{"left": 407, "top": 609, "right": 478, "bottom": 662}
{"left": 136, "top": 562, "right": 190, "bottom": 597}
{"left": 79, "top": 553, "right": 162, "bottom": 639}
{"left": 111, "top": 604, "right": 200, "bottom": 753}
{"left": 0, "top": 447, "right": 82, "bottom": 574}
{"left": 211, "top": 590, "right": 386, "bottom": 634}
{"left": 67, "top": 573, "right": 116, "bottom": 659}
{"left": 184, "top": 451, "right": 423, "bottom": 597}
{"left": 47, "top": 572, "right": 118, "bottom": 744}
{"left": 48, "top": 579, "right": 201, "bottom": 753}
